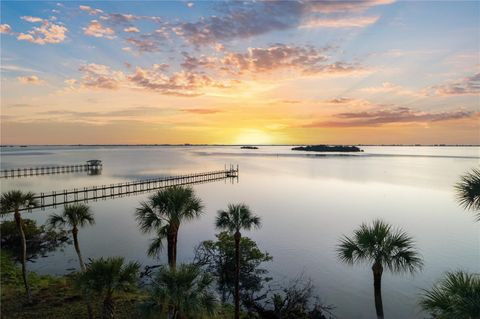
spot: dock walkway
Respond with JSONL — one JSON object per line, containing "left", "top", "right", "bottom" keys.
{"left": 15, "top": 166, "right": 239, "bottom": 212}
{"left": 1, "top": 162, "right": 103, "bottom": 178}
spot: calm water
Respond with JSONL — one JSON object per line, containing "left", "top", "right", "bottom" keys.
{"left": 1, "top": 146, "right": 479, "bottom": 319}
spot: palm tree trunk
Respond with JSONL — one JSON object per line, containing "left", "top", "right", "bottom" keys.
{"left": 167, "top": 230, "right": 176, "bottom": 270}
{"left": 14, "top": 209, "right": 32, "bottom": 303}
{"left": 234, "top": 231, "right": 241, "bottom": 319}
{"left": 372, "top": 263, "right": 384, "bottom": 319}
{"left": 72, "top": 227, "right": 94, "bottom": 319}
{"left": 173, "top": 230, "right": 178, "bottom": 270}
{"left": 72, "top": 227, "right": 86, "bottom": 270}
{"left": 103, "top": 293, "right": 115, "bottom": 319}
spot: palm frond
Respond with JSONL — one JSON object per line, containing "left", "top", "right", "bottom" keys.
{"left": 0, "top": 190, "right": 38, "bottom": 214}
{"left": 455, "top": 168, "right": 480, "bottom": 220}
{"left": 147, "top": 226, "right": 168, "bottom": 258}
{"left": 215, "top": 203, "right": 261, "bottom": 234}
{"left": 145, "top": 264, "right": 217, "bottom": 317}
{"left": 76, "top": 256, "right": 140, "bottom": 296}
{"left": 337, "top": 219, "right": 423, "bottom": 274}
{"left": 336, "top": 235, "right": 365, "bottom": 265}
{"left": 420, "top": 271, "right": 480, "bottom": 318}
{"left": 135, "top": 187, "right": 203, "bottom": 234}
{"left": 46, "top": 213, "right": 67, "bottom": 229}
{"left": 47, "top": 204, "right": 94, "bottom": 230}
{"left": 135, "top": 201, "right": 162, "bottom": 233}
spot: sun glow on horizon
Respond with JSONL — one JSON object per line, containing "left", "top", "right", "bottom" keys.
{"left": 234, "top": 129, "right": 275, "bottom": 145}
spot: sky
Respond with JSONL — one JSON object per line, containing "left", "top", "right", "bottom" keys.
{"left": 1, "top": 0, "right": 479, "bottom": 145}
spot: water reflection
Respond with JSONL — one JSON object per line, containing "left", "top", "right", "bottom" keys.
{"left": 0, "top": 146, "right": 478, "bottom": 319}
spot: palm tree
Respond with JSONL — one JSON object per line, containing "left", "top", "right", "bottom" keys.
{"left": 135, "top": 186, "right": 204, "bottom": 270}
{"left": 0, "top": 190, "right": 38, "bottom": 303}
{"left": 420, "top": 271, "right": 480, "bottom": 319}
{"left": 215, "top": 203, "right": 261, "bottom": 319}
{"left": 47, "top": 204, "right": 95, "bottom": 319}
{"left": 141, "top": 264, "right": 217, "bottom": 319}
{"left": 75, "top": 257, "right": 140, "bottom": 319}
{"left": 455, "top": 168, "right": 480, "bottom": 221}
{"left": 47, "top": 203, "right": 95, "bottom": 271}
{"left": 337, "top": 219, "right": 423, "bottom": 319}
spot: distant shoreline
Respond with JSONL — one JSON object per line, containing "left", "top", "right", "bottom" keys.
{"left": 0, "top": 144, "right": 479, "bottom": 147}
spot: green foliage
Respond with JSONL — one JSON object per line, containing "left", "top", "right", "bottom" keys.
{"left": 140, "top": 264, "right": 217, "bottom": 318}
{"left": 1, "top": 250, "right": 145, "bottom": 318}
{"left": 455, "top": 168, "right": 480, "bottom": 220}
{"left": 0, "top": 190, "right": 38, "bottom": 214}
{"left": 215, "top": 203, "right": 261, "bottom": 233}
{"left": 420, "top": 271, "right": 480, "bottom": 319}
{"left": 75, "top": 257, "right": 141, "bottom": 296}
{"left": 47, "top": 203, "right": 95, "bottom": 230}
{"left": 1, "top": 219, "right": 70, "bottom": 261}
{"left": 337, "top": 219, "right": 423, "bottom": 273}
{"left": 243, "top": 275, "right": 333, "bottom": 319}
{"left": 135, "top": 186, "right": 204, "bottom": 258}
{"left": 194, "top": 232, "right": 272, "bottom": 303}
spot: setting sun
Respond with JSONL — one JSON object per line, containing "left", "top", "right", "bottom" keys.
{"left": 234, "top": 129, "right": 274, "bottom": 145}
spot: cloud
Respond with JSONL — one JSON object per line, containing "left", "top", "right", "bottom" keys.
{"left": 173, "top": 1, "right": 393, "bottom": 46}
{"left": 128, "top": 66, "right": 226, "bottom": 96}
{"left": 220, "top": 44, "right": 330, "bottom": 74}
{"left": 78, "top": 63, "right": 124, "bottom": 89}
{"left": 124, "top": 26, "right": 140, "bottom": 33}
{"left": 172, "top": 2, "right": 302, "bottom": 46}
{"left": 177, "top": 44, "right": 364, "bottom": 79}
{"left": 79, "top": 5, "right": 104, "bottom": 15}
{"left": 326, "top": 97, "right": 354, "bottom": 104}
{"left": 181, "top": 52, "right": 217, "bottom": 71}
{"left": 181, "top": 108, "right": 222, "bottom": 114}
{"left": 1, "top": 64, "right": 40, "bottom": 73}
{"left": 360, "top": 82, "right": 420, "bottom": 96}
{"left": 17, "top": 20, "right": 67, "bottom": 44}
{"left": 187, "top": 2, "right": 194, "bottom": 8}
{"left": 83, "top": 20, "right": 115, "bottom": 39}
{"left": 17, "top": 75, "right": 45, "bottom": 85}
{"left": 76, "top": 62, "right": 228, "bottom": 96}
{"left": 21, "top": 16, "right": 44, "bottom": 23}
{"left": 302, "top": 107, "right": 475, "bottom": 127}
{"left": 300, "top": 16, "right": 379, "bottom": 28}
{"left": 36, "top": 106, "right": 165, "bottom": 119}
{"left": 125, "top": 34, "right": 163, "bottom": 52}
{"left": 432, "top": 73, "right": 480, "bottom": 96}
{"left": 101, "top": 13, "right": 137, "bottom": 26}
{"left": 6, "top": 103, "right": 35, "bottom": 108}
{"left": 0, "top": 24, "right": 12, "bottom": 34}
{"left": 308, "top": 0, "right": 395, "bottom": 13}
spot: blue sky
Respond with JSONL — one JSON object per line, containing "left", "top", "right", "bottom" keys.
{"left": 1, "top": 1, "right": 479, "bottom": 144}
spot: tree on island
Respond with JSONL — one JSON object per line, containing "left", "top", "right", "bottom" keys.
{"left": 215, "top": 203, "right": 261, "bottom": 319}
{"left": 0, "top": 190, "right": 38, "bottom": 303}
{"left": 455, "top": 168, "right": 480, "bottom": 221}
{"left": 337, "top": 219, "right": 423, "bottom": 319}
{"left": 135, "top": 186, "right": 204, "bottom": 270}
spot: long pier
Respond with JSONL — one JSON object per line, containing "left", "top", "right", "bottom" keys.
{"left": 1, "top": 163, "right": 103, "bottom": 179}
{"left": 16, "top": 166, "right": 239, "bottom": 212}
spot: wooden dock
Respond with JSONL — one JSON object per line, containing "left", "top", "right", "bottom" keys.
{"left": 1, "top": 163, "right": 103, "bottom": 179}
{"left": 15, "top": 166, "right": 239, "bottom": 212}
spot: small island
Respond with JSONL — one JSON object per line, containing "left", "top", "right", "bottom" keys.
{"left": 240, "top": 146, "right": 259, "bottom": 149}
{"left": 292, "top": 145, "right": 363, "bottom": 152}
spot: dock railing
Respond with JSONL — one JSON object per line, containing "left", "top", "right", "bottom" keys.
{"left": 13, "top": 166, "right": 239, "bottom": 212}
